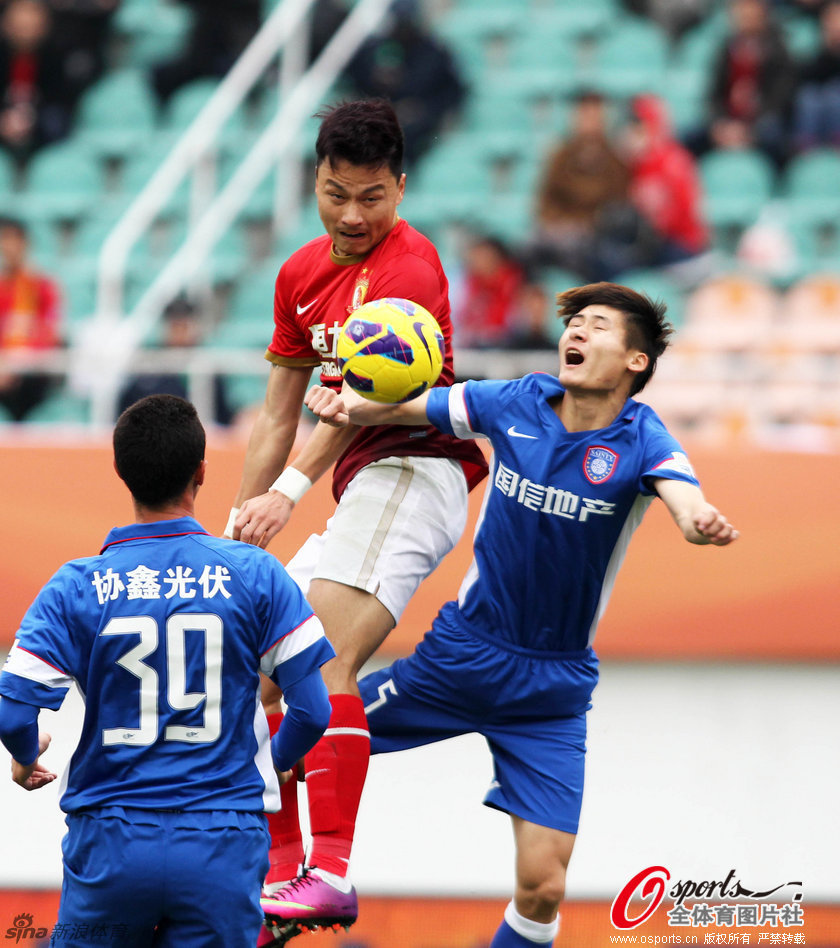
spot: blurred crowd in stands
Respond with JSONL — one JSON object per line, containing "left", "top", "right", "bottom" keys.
{"left": 0, "top": 0, "right": 836, "bottom": 436}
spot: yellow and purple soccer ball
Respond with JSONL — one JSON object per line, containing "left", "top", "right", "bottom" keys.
{"left": 337, "top": 298, "right": 445, "bottom": 403}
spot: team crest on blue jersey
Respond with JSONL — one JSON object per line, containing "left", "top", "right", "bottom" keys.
{"left": 583, "top": 446, "right": 618, "bottom": 484}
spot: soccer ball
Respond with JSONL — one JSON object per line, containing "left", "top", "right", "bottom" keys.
{"left": 337, "top": 298, "right": 445, "bottom": 403}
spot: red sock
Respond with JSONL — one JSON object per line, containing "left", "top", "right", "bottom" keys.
{"left": 306, "top": 694, "right": 370, "bottom": 877}
{"left": 264, "top": 711, "right": 304, "bottom": 885}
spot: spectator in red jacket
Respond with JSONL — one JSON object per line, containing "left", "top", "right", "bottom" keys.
{"left": 450, "top": 234, "right": 524, "bottom": 348}
{"left": 623, "top": 94, "right": 710, "bottom": 266}
{"left": 0, "top": 216, "right": 62, "bottom": 420}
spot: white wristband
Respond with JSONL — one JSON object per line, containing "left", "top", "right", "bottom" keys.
{"left": 224, "top": 506, "right": 240, "bottom": 539}
{"left": 270, "top": 467, "right": 312, "bottom": 504}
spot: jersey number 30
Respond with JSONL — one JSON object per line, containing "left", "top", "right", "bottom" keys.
{"left": 101, "top": 614, "right": 222, "bottom": 747}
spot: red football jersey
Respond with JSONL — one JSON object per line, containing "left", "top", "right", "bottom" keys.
{"left": 266, "top": 218, "right": 487, "bottom": 500}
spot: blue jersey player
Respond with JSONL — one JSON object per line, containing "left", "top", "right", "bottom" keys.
{"left": 299, "top": 282, "right": 738, "bottom": 948}
{"left": 0, "top": 395, "right": 335, "bottom": 948}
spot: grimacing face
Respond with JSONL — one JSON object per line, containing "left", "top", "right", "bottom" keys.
{"left": 315, "top": 158, "right": 405, "bottom": 257}
{"left": 558, "top": 304, "right": 648, "bottom": 393}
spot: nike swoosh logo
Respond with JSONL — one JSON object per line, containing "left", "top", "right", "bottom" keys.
{"left": 296, "top": 298, "right": 318, "bottom": 315}
{"left": 507, "top": 425, "right": 538, "bottom": 440}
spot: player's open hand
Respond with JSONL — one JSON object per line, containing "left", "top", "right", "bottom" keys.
{"left": 304, "top": 385, "right": 350, "bottom": 427}
{"left": 12, "top": 732, "right": 57, "bottom": 791}
{"left": 693, "top": 506, "right": 739, "bottom": 546}
{"left": 235, "top": 492, "right": 294, "bottom": 549}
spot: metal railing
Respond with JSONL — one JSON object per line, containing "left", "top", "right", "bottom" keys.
{"left": 76, "top": 0, "right": 393, "bottom": 428}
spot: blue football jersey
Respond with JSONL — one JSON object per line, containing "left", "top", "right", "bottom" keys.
{"left": 0, "top": 517, "right": 333, "bottom": 813}
{"left": 426, "top": 375, "right": 700, "bottom": 653}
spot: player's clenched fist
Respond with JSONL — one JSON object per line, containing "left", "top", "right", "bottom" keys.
{"left": 305, "top": 385, "right": 350, "bottom": 427}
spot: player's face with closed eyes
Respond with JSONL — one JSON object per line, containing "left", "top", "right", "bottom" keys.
{"left": 316, "top": 158, "right": 405, "bottom": 257}
{"left": 558, "top": 304, "right": 647, "bottom": 392}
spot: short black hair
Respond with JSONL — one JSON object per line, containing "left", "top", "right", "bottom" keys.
{"left": 315, "top": 99, "right": 404, "bottom": 180}
{"left": 556, "top": 282, "right": 672, "bottom": 396}
{"left": 163, "top": 294, "right": 197, "bottom": 320}
{"left": 113, "top": 394, "right": 205, "bottom": 508}
{"left": 0, "top": 216, "right": 27, "bottom": 239}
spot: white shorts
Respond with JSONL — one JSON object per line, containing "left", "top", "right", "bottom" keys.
{"left": 286, "top": 456, "right": 468, "bottom": 623}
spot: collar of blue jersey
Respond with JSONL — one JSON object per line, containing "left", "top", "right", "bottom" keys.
{"left": 534, "top": 373, "right": 639, "bottom": 425}
{"left": 100, "top": 516, "right": 209, "bottom": 553}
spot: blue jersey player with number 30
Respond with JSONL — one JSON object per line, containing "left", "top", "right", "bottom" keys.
{"left": 301, "top": 282, "right": 739, "bottom": 948}
{"left": 0, "top": 395, "right": 335, "bottom": 948}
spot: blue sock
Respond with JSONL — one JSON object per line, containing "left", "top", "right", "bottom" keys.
{"left": 489, "top": 903, "right": 559, "bottom": 947}
{"left": 489, "top": 920, "right": 538, "bottom": 947}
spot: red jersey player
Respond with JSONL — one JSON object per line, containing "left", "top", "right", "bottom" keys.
{"left": 226, "top": 99, "right": 487, "bottom": 943}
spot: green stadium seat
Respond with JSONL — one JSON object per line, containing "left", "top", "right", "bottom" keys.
{"left": 0, "top": 149, "right": 18, "bottom": 205}
{"left": 117, "top": 136, "right": 193, "bottom": 217}
{"left": 787, "top": 217, "right": 840, "bottom": 279}
{"left": 207, "top": 259, "right": 278, "bottom": 351}
{"left": 508, "top": 29, "right": 581, "bottom": 84}
{"left": 586, "top": 17, "right": 670, "bottom": 97}
{"left": 463, "top": 195, "right": 533, "bottom": 246}
{"left": 25, "top": 218, "right": 65, "bottom": 268}
{"left": 162, "top": 78, "right": 221, "bottom": 129}
{"left": 472, "top": 68, "right": 577, "bottom": 138}
{"left": 225, "top": 373, "right": 270, "bottom": 413}
{"left": 409, "top": 137, "right": 495, "bottom": 219}
{"left": 699, "top": 148, "right": 776, "bottom": 231}
{"left": 782, "top": 148, "right": 840, "bottom": 228}
{"left": 537, "top": 266, "right": 586, "bottom": 296}
{"left": 525, "top": 0, "right": 619, "bottom": 39}
{"left": 659, "top": 66, "right": 708, "bottom": 138}
{"left": 780, "top": 11, "right": 821, "bottom": 59}
{"left": 435, "top": 6, "right": 520, "bottom": 48}
{"left": 446, "top": 34, "right": 491, "bottom": 85}
{"left": 55, "top": 265, "right": 98, "bottom": 332}
{"left": 76, "top": 69, "right": 158, "bottom": 160}
{"left": 207, "top": 225, "right": 250, "bottom": 284}
{"left": 25, "top": 387, "right": 91, "bottom": 424}
{"left": 675, "top": 15, "right": 728, "bottom": 75}
{"left": 21, "top": 141, "right": 105, "bottom": 224}
{"left": 72, "top": 208, "right": 161, "bottom": 275}
{"left": 462, "top": 82, "right": 538, "bottom": 139}
{"left": 609, "top": 267, "right": 686, "bottom": 329}
{"left": 112, "top": 0, "right": 193, "bottom": 69}
{"left": 205, "top": 318, "right": 271, "bottom": 350}
{"left": 161, "top": 78, "right": 252, "bottom": 150}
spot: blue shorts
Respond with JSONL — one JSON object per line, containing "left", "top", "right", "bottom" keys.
{"left": 54, "top": 807, "right": 270, "bottom": 947}
{"left": 358, "top": 608, "right": 599, "bottom": 835}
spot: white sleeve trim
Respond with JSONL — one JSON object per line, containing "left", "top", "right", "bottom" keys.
{"left": 448, "top": 382, "right": 487, "bottom": 440}
{"left": 3, "top": 642, "right": 74, "bottom": 690}
{"left": 260, "top": 614, "right": 326, "bottom": 675}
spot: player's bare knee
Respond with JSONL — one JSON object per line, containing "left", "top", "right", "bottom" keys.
{"left": 515, "top": 870, "right": 566, "bottom": 920}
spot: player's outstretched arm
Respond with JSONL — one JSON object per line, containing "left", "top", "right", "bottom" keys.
{"left": 229, "top": 363, "right": 314, "bottom": 547}
{"left": 236, "top": 416, "right": 359, "bottom": 549}
{"left": 654, "top": 478, "right": 739, "bottom": 546}
{"left": 305, "top": 382, "right": 431, "bottom": 428}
